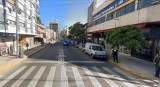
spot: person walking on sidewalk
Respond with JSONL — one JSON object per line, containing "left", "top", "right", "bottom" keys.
{"left": 153, "top": 50, "right": 160, "bottom": 77}
{"left": 112, "top": 46, "right": 119, "bottom": 63}
{"left": 26, "top": 42, "right": 29, "bottom": 50}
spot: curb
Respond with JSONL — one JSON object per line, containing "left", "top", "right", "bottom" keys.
{"left": 108, "top": 60, "right": 152, "bottom": 78}
{"left": 0, "top": 46, "right": 47, "bottom": 74}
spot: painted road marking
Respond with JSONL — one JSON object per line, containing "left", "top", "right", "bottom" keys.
{"left": 113, "top": 68, "right": 150, "bottom": 87}
{"left": 27, "top": 66, "right": 46, "bottom": 87}
{"left": 83, "top": 67, "right": 102, "bottom": 87}
{"left": 103, "top": 67, "right": 136, "bottom": 87}
{"left": 24, "top": 61, "right": 105, "bottom": 64}
{"left": 61, "top": 65, "right": 68, "bottom": 87}
{"left": 0, "top": 66, "right": 27, "bottom": 87}
{"left": 44, "top": 66, "right": 56, "bottom": 87}
{"left": 72, "top": 67, "right": 85, "bottom": 87}
{"left": 11, "top": 66, "right": 36, "bottom": 87}
{"left": 92, "top": 67, "right": 119, "bottom": 87}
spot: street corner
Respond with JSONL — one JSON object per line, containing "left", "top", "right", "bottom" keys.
{"left": 0, "top": 56, "right": 28, "bottom": 74}
{"left": 108, "top": 59, "right": 151, "bottom": 78}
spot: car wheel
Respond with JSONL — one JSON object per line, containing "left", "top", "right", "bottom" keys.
{"left": 91, "top": 54, "right": 95, "bottom": 59}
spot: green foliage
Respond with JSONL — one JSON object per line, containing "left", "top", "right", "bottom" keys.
{"left": 69, "top": 22, "right": 84, "bottom": 41}
{"left": 105, "top": 25, "right": 148, "bottom": 50}
{"left": 37, "top": 16, "right": 42, "bottom": 24}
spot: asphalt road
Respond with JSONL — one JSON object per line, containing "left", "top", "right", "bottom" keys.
{"left": 0, "top": 41, "right": 158, "bottom": 87}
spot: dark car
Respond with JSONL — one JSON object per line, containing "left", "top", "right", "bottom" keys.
{"left": 63, "top": 40, "right": 69, "bottom": 46}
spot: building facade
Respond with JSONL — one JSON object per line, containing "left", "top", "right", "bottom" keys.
{"left": 87, "top": 0, "right": 160, "bottom": 61}
{"left": 34, "top": 23, "right": 45, "bottom": 45}
{"left": 45, "top": 29, "right": 56, "bottom": 43}
{"left": 49, "top": 20, "right": 59, "bottom": 33}
{"left": 0, "top": 0, "right": 39, "bottom": 55}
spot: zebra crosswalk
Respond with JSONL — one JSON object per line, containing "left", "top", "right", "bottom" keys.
{"left": 0, "top": 65, "right": 157, "bottom": 87}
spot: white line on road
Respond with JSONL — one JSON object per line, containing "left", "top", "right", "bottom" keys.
{"left": 92, "top": 67, "right": 119, "bottom": 87}
{"left": 27, "top": 66, "right": 46, "bottom": 87}
{"left": 44, "top": 66, "right": 56, "bottom": 87}
{"left": 61, "top": 65, "right": 68, "bottom": 87}
{"left": 0, "top": 66, "right": 27, "bottom": 87}
{"left": 102, "top": 67, "right": 136, "bottom": 87}
{"left": 113, "top": 68, "right": 150, "bottom": 87}
{"left": 11, "top": 66, "right": 36, "bottom": 87}
{"left": 24, "top": 61, "right": 105, "bottom": 64}
{"left": 83, "top": 67, "right": 102, "bottom": 87}
{"left": 72, "top": 67, "right": 85, "bottom": 87}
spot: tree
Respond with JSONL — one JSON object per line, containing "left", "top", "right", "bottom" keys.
{"left": 69, "top": 22, "right": 84, "bottom": 42}
{"left": 105, "top": 25, "right": 148, "bottom": 56}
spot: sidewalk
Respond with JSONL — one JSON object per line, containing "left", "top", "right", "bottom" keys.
{"left": 0, "top": 44, "right": 47, "bottom": 74}
{"left": 106, "top": 49, "right": 155, "bottom": 78}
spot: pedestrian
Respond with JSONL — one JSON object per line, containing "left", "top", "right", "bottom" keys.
{"left": 112, "top": 46, "right": 119, "bottom": 63}
{"left": 10, "top": 44, "right": 13, "bottom": 55}
{"left": 26, "top": 42, "right": 29, "bottom": 50}
{"left": 153, "top": 49, "right": 160, "bottom": 77}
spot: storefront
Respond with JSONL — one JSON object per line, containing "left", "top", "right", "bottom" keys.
{"left": 0, "top": 33, "right": 16, "bottom": 55}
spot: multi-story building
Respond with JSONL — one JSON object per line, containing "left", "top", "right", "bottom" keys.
{"left": 34, "top": 23, "right": 45, "bottom": 45}
{"left": 87, "top": 0, "right": 160, "bottom": 60}
{"left": 48, "top": 20, "right": 59, "bottom": 39}
{"left": 0, "top": 0, "right": 39, "bottom": 55}
{"left": 45, "top": 29, "right": 56, "bottom": 43}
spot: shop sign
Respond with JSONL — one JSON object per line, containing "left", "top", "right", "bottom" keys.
{"left": 93, "top": 0, "right": 130, "bottom": 20}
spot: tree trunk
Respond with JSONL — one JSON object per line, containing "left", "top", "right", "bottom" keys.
{"left": 131, "top": 48, "right": 134, "bottom": 56}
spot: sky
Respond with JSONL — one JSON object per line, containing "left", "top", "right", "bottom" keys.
{"left": 38, "top": 0, "right": 93, "bottom": 31}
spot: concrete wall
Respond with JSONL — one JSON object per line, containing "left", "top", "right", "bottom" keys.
{"left": 93, "top": 0, "right": 115, "bottom": 15}
{"left": 88, "top": 4, "right": 160, "bottom": 33}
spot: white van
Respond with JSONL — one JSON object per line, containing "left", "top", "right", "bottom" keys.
{"left": 85, "top": 43, "right": 107, "bottom": 59}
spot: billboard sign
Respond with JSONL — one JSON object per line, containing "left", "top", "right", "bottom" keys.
{"left": 93, "top": 0, "right": 131, "bottom": 20}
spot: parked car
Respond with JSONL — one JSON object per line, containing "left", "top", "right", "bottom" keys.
{"left": 79, "top": 43, "right": 85, "bottom": 52}
{"left": 63, "top": 40, "right": 69, "bottom": 46}
{"left": 75, "top": 42, "right": 79, "bottom": 48}
{"left": 85, "top": 43, "right": 107, "bottom": 59}
{"left": 71, "top": 40, "right": 76, "bottom": 46}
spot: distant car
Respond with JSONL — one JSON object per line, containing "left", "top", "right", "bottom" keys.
{"left": 79, "top": 44, "right": 85, "bottom": 52}
{"left": 63, "top": 40, "right": 69, "bottom": 46}
{"left": 85, "top": 43, "right": 107, "bottom": 59}
{"left": 71, "top": 40, "right": 76, "bottom": 46}
{"left": 75, "top": 42, "right": 79, "bottom": 48}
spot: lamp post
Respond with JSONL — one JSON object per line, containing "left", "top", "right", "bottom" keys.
{"left": 15, "top": 0, "right": 19, "bottom": 58}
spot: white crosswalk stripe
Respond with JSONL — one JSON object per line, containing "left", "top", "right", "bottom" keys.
{"left": 113, "top": 68, "right": 150, "bottom": 87}
{"left": 61, "top": 65, "right": 68, "bottom": 87}
{"left": 44, "top": 66, "right": 56, "bottom": 87}
{"left": 27, "top": 66, "right": 46, "bottom": 87}
{"left": 92, "top": 67, "right": 119, "bottom": 87}
{"left": 83, "top": 67, "right": 102, "bottom": 87}
{"left": 72, "top": 67, "right": 85, "bottom": 87}
{"left": 11, "top": 66, "right": 36, "bottom": 87}
{"left": 0, "top": 66, "right": 27, "bottom": 87}
{"left": 0, "top": 65, "right": 155, "bottom": 87}
{"left": 102, "top": 67, "right": 136, "bottom": 87}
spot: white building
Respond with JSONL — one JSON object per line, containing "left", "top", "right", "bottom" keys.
{"left": 0, "top": 0, "right": 39, "bottom": 55}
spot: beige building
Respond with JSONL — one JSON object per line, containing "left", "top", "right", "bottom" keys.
{"left": 87, "top": 0, "right": 160, "bottom": 60}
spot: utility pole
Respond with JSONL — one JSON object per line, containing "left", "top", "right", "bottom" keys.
{"left": 15, "top": 0, "right": 19, "bottom": 58}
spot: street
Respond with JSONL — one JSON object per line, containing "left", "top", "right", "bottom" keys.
{"left": 0, "top": 42, "right": 158, "bottom": 87}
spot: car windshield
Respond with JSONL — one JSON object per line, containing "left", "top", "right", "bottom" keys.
{"left": 92, "top": 46, "right": 102, "bottom": 51}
